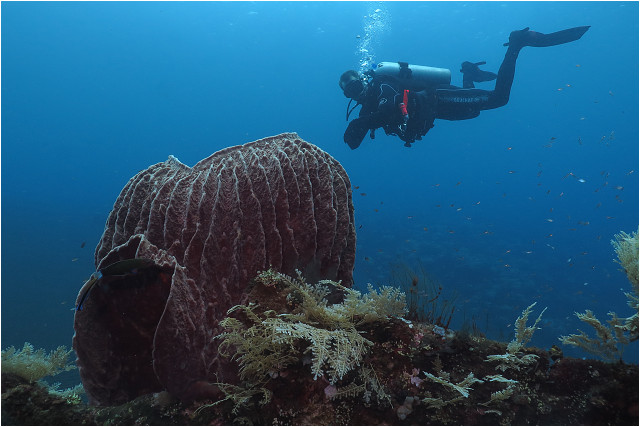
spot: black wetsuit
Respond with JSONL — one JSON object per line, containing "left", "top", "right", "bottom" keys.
{"left": 344, "top": 44, "right": 522, "bottom": 149}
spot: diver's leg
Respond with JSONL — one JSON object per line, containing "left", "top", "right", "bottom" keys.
{"left": 484, "top": 26, "right": 590, "bottom": 110}
{"left": 484, "top": 43, "right": 521, "bottom": 110}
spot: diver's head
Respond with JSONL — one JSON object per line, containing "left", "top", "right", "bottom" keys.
{"left": 339, "top": 70, "right": 366, "bottom": 100}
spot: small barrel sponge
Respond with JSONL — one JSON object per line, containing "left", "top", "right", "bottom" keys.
{"left": 73, "top": 133, "right": 356, "bottom": 405}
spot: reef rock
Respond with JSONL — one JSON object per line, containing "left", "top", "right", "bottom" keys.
{"left": 73, "top": 133, "right": 356, "bottom": 405}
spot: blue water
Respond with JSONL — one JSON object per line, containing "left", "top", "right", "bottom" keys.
{"left": 2, "top": 0, "right": 638, "bottom": 390}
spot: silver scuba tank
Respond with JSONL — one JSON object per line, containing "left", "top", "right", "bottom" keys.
{"left": 374, "top": 61, "right": 451, "bottom": 90}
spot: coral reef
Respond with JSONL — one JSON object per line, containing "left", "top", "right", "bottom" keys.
{"left": 3, "top": 271, "right": 638, "bottom": 425}
{"left": 73, "top": 133, "right": 356, "bottom": 405}
{"left": 560, "top": 229, "right": 639, "bottom": 360}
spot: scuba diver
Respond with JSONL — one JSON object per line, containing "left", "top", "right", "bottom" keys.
{"left": 339, "top": 26, "right": 590, "bottom": 149}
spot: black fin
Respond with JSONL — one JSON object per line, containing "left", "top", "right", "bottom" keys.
{"left": 461, "top": 61, "right": 498, "bottom": 89}
{"left": 504, "top": 26, "right": 590, "bottom": 48}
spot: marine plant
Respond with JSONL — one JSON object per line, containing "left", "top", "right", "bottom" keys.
{"left": 1, "top": 342, "right": 75, "bottom": 382}
{"left": 213, "top": 269, "right": 406, "bottom": 411}
{"left": 559, "top": 229, "right": 639, "bottom": 361}
{"left": 385, "top": 262, "right": 457, "bottom": 327}
{"left": 486, "top": 302, "right": 547, "bottom": 371}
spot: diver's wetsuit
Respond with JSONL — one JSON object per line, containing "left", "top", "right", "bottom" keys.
{"left": 343, "top": 26, "right": 590, "bottom": 149}
{"left": 345, "top": 44, "right": 521, "bottom": 149}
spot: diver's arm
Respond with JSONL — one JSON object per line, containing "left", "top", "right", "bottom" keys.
{"left": 344, "top": 83, "right": 402, "bottom": 149}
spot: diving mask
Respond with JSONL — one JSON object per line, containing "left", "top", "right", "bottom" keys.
{"left": 343, "top": 79, "right": 365, "bottom": 100}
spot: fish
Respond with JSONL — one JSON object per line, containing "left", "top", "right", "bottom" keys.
{"left": 80, "top": 241, "right": 86, "bottom": 249}
{"left": 75, "top": 258, "right": 156, "bottom": 311}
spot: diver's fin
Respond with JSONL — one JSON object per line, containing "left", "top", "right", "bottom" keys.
{"left": 460, "top": 61, "right": 498, "bottom": 89}
{"left": 504, "top": 26, "right": 590, "bottom": 48}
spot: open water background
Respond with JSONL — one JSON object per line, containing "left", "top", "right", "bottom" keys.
{"left": 2, "top": 2, "right": 638, "bottom": 391}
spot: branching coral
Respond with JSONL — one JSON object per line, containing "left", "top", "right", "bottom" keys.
{"left": 560, "top": 229, "right": 639, "bottom": 361}
{"left": 1, "top": 342, "right": 75, "bottom": 382}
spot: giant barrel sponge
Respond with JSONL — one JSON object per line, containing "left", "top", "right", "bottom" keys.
{"left": 73, "top": 133, "right": 356, "bottom": 405}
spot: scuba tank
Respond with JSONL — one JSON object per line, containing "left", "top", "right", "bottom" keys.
{"left": 374, "top": 61, "right": 451, "bottom": 90}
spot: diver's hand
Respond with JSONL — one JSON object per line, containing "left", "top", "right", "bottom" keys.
{"left": 344, "top": 117, "right": 370, "bottom": 150}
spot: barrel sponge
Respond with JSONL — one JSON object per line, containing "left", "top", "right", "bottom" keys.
{"left": 73, "top": 133, "right": 356, "bottom": 405}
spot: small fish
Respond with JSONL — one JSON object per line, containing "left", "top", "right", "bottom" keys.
{"left": 360, "top": 193, "right": 367, "bottom": 196}
{"left": 75, "top": 258, "right": 155, "bottom": 311}
{"left": 358, "top": 224, "right": 363, "bottom": 229}
{"left": 578, "top": 178, "right": 586, "bottom": 183}
{"left": 354, "top": 186, "right": 360, "bottom": 189}
{"left": 71, "top": 258, "right": 79, "bottom": 262}
{"left": 80, "top": 241, "right": 86, "bottom": 249}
